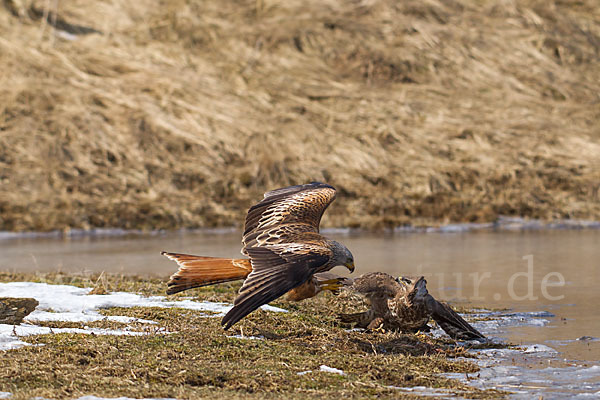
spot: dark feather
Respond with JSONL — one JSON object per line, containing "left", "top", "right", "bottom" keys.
{"left": 425, "top": 296, "right": 486, "bottom": 341}
{"left": 221, "top": 246, "right": 329, "bottom": 329}
{"left": 261, "top": 182, "right": 334, "bottom": 200}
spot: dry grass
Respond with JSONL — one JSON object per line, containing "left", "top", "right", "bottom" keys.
{"left": 0, "top": 0, "right": 599, "bottom": 231}
{"left": 0, "top": 271, "right": 506, "bottom": 399}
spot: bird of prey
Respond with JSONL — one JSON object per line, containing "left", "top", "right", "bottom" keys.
{"left": 162, "top": 182, "right": 355, "bottom": 329}
{"left": 162, "top": 252, "right": 349, "bottom": 301}
{"left": 339, "top": 272, "right": 485, "bottom": 341}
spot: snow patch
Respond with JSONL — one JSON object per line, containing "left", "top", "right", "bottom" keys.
{"left": 27, "top": 311, "right": 157, "bottom": 325}
{"left": 76, "top": 397, "right": 176, "bottom": 400}
{"left": 522, "top": 344, "right": 557, "bottom": 353}
{"left": 319, "top": 365, "right": 345, "bottom": 375}
{"left": 0, "top": 392, "right": 11, "bottom": 399}
{"left": 296, "top": 365, "right": 346, "bottom": 376}
{"left": 227, "top": 334, "right": 264, "bottom": 340}
{"left": 0, "top": 281, "right": 287, "bottom": 351}
{"left": 387, "top": 385, "right": 456, "bottom": 398}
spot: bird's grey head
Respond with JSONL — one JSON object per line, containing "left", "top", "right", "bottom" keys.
{"left": 330, "top": 240, "right": 355, "bottom": 273}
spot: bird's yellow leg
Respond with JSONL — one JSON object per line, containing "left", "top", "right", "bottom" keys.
{"left": 319, "top": 278, "right": 346, "bottom": 293}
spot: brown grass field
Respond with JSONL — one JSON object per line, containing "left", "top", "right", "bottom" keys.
{"left": 0, "top": 0, "right": 599, "bottom": 231}
{"left": 0, "top": 271, "right": 507, "bottom": 399}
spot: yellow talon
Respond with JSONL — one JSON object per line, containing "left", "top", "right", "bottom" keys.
{"left": 322, "top": 282, "right": 343, "bottom": 292}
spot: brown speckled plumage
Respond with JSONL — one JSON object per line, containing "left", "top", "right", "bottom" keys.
{"left": 162, "top": 183, "right": 355, "bottom": 329}
{"left": 222, "top": 182, "right": 355, "bottom": 329}
{"left": 340, "top": 272, "right": 485, "bottom": 341}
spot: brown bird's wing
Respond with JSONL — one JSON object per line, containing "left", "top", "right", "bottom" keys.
{"left": 424, "top": 295, "right": 486, "bottom": 341}
{"left": 241, "top": 182, "right": 336, "bottom": 252}
{"left": 353, "top": 272, "right": 401, "bottom": 305}
{"left": 221, "top": 244, "right": 332, "bottom": 329}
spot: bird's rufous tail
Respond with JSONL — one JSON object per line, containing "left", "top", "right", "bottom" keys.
{"left": 162, "top": 252, "right": 252, "bottom": 295}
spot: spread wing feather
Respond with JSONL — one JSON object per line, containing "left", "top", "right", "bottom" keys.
{"left": 221, "top": 245, "right": 330, "bottom": 329}
{"left": 425, "top": 296, "right": 486, "bottom": 341}
{"left": 242, "top": 182, "right": 336, "bottom": 251}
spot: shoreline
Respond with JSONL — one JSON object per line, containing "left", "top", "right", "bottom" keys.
{"left": 1, "top": 216, "right": 599, "bottom": 241}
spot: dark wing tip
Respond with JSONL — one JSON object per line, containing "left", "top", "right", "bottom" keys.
{"left": 165, "top": 287, "right": 179, "bottom": 295}
{"left": 261, "top": 182, "right": 335, "bottom": 200}
{"left": 221, "top": 313, "right": 236, "bottom": 329}
{"left": 220, "top": 291, "right": 269, "bottom": 330}
{"left": 310, "top": 181, "right": 334, "bottom": 188}
{"left": 428, "top": 298, "right": 486, "bottom": 341}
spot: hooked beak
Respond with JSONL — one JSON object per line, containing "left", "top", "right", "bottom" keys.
{"left": 344, "top": 261, "right": 355, "bottom": 273}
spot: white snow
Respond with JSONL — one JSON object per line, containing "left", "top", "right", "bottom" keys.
{"left": 0, "top": 281, "right": 285, "bottom": 320}
{"left": 387, "top": 385, "right": 457, "bottom": 398}
{"left": 227, "top": 334, "right": 264, "bottom": 340}
{"left": 296, "top": 365, "right": 347, "bottom": 376}
{"left": 319, "top": 365, "right": 345, "bottom": 375}
{"left": 28, "top": 311, "right": 157, "bottom": 325}
{"left": 522, "top": 344, "right": 557, "bottom": 353}
{"left": 76, "top": 397, "right": 175, "bottom": 400}
{"left": 0, "top": 392, "right": 177, "bottom": 400}
{"left": 0, "top": 281, "right": 287, "bottom": 351}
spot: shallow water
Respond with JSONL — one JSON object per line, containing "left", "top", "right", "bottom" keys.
{"left": 1, "top": 228, "right": 599, "bottom": 396}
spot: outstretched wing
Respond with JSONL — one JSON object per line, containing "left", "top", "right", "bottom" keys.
{"left": 242, "top": 182, "right": 336, "bottom": 252}
{"left": 221, "top": 243, "right": 332, "bottom": 329}
{"left": 425, "top": 296, "right": 486, "bottom": 341}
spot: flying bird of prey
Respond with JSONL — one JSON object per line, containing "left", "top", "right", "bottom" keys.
{"left": 162, "top": 252, "right": 349, "bottom": 301}
{"left": 162, "top": 182, "right": 355, "bottom": 329}
{"left": 339, "top": 272, "right": 485, "bottom": 341}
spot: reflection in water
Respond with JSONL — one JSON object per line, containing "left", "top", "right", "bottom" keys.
{"left": 1, "top": 229, "right": 599, "bottom": 362}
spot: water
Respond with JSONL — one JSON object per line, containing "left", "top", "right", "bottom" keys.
{"left": 1, "top": 228, "right": 599, "bottom": 397}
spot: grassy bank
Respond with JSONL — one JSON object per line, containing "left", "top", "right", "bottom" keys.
{"left": 0, "top": 272, "right": 505, "bottom": 399}
{"left": 1, "top": 0, "right": 599, "bottom": 231}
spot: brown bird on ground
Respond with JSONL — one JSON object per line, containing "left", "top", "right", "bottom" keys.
{"left": 162, "top": 182, "right": 356, "bottom": 329}
{"left": 339, "top": 272, "right": 485, "bottom": 341}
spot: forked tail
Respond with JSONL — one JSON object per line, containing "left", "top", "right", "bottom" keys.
{"left": 162, "top": 252, "right": 252, "bottom": 295}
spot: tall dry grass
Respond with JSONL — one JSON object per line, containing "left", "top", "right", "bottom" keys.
{"left": 0, "top": 0, "right": 599, "bottom": 231}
